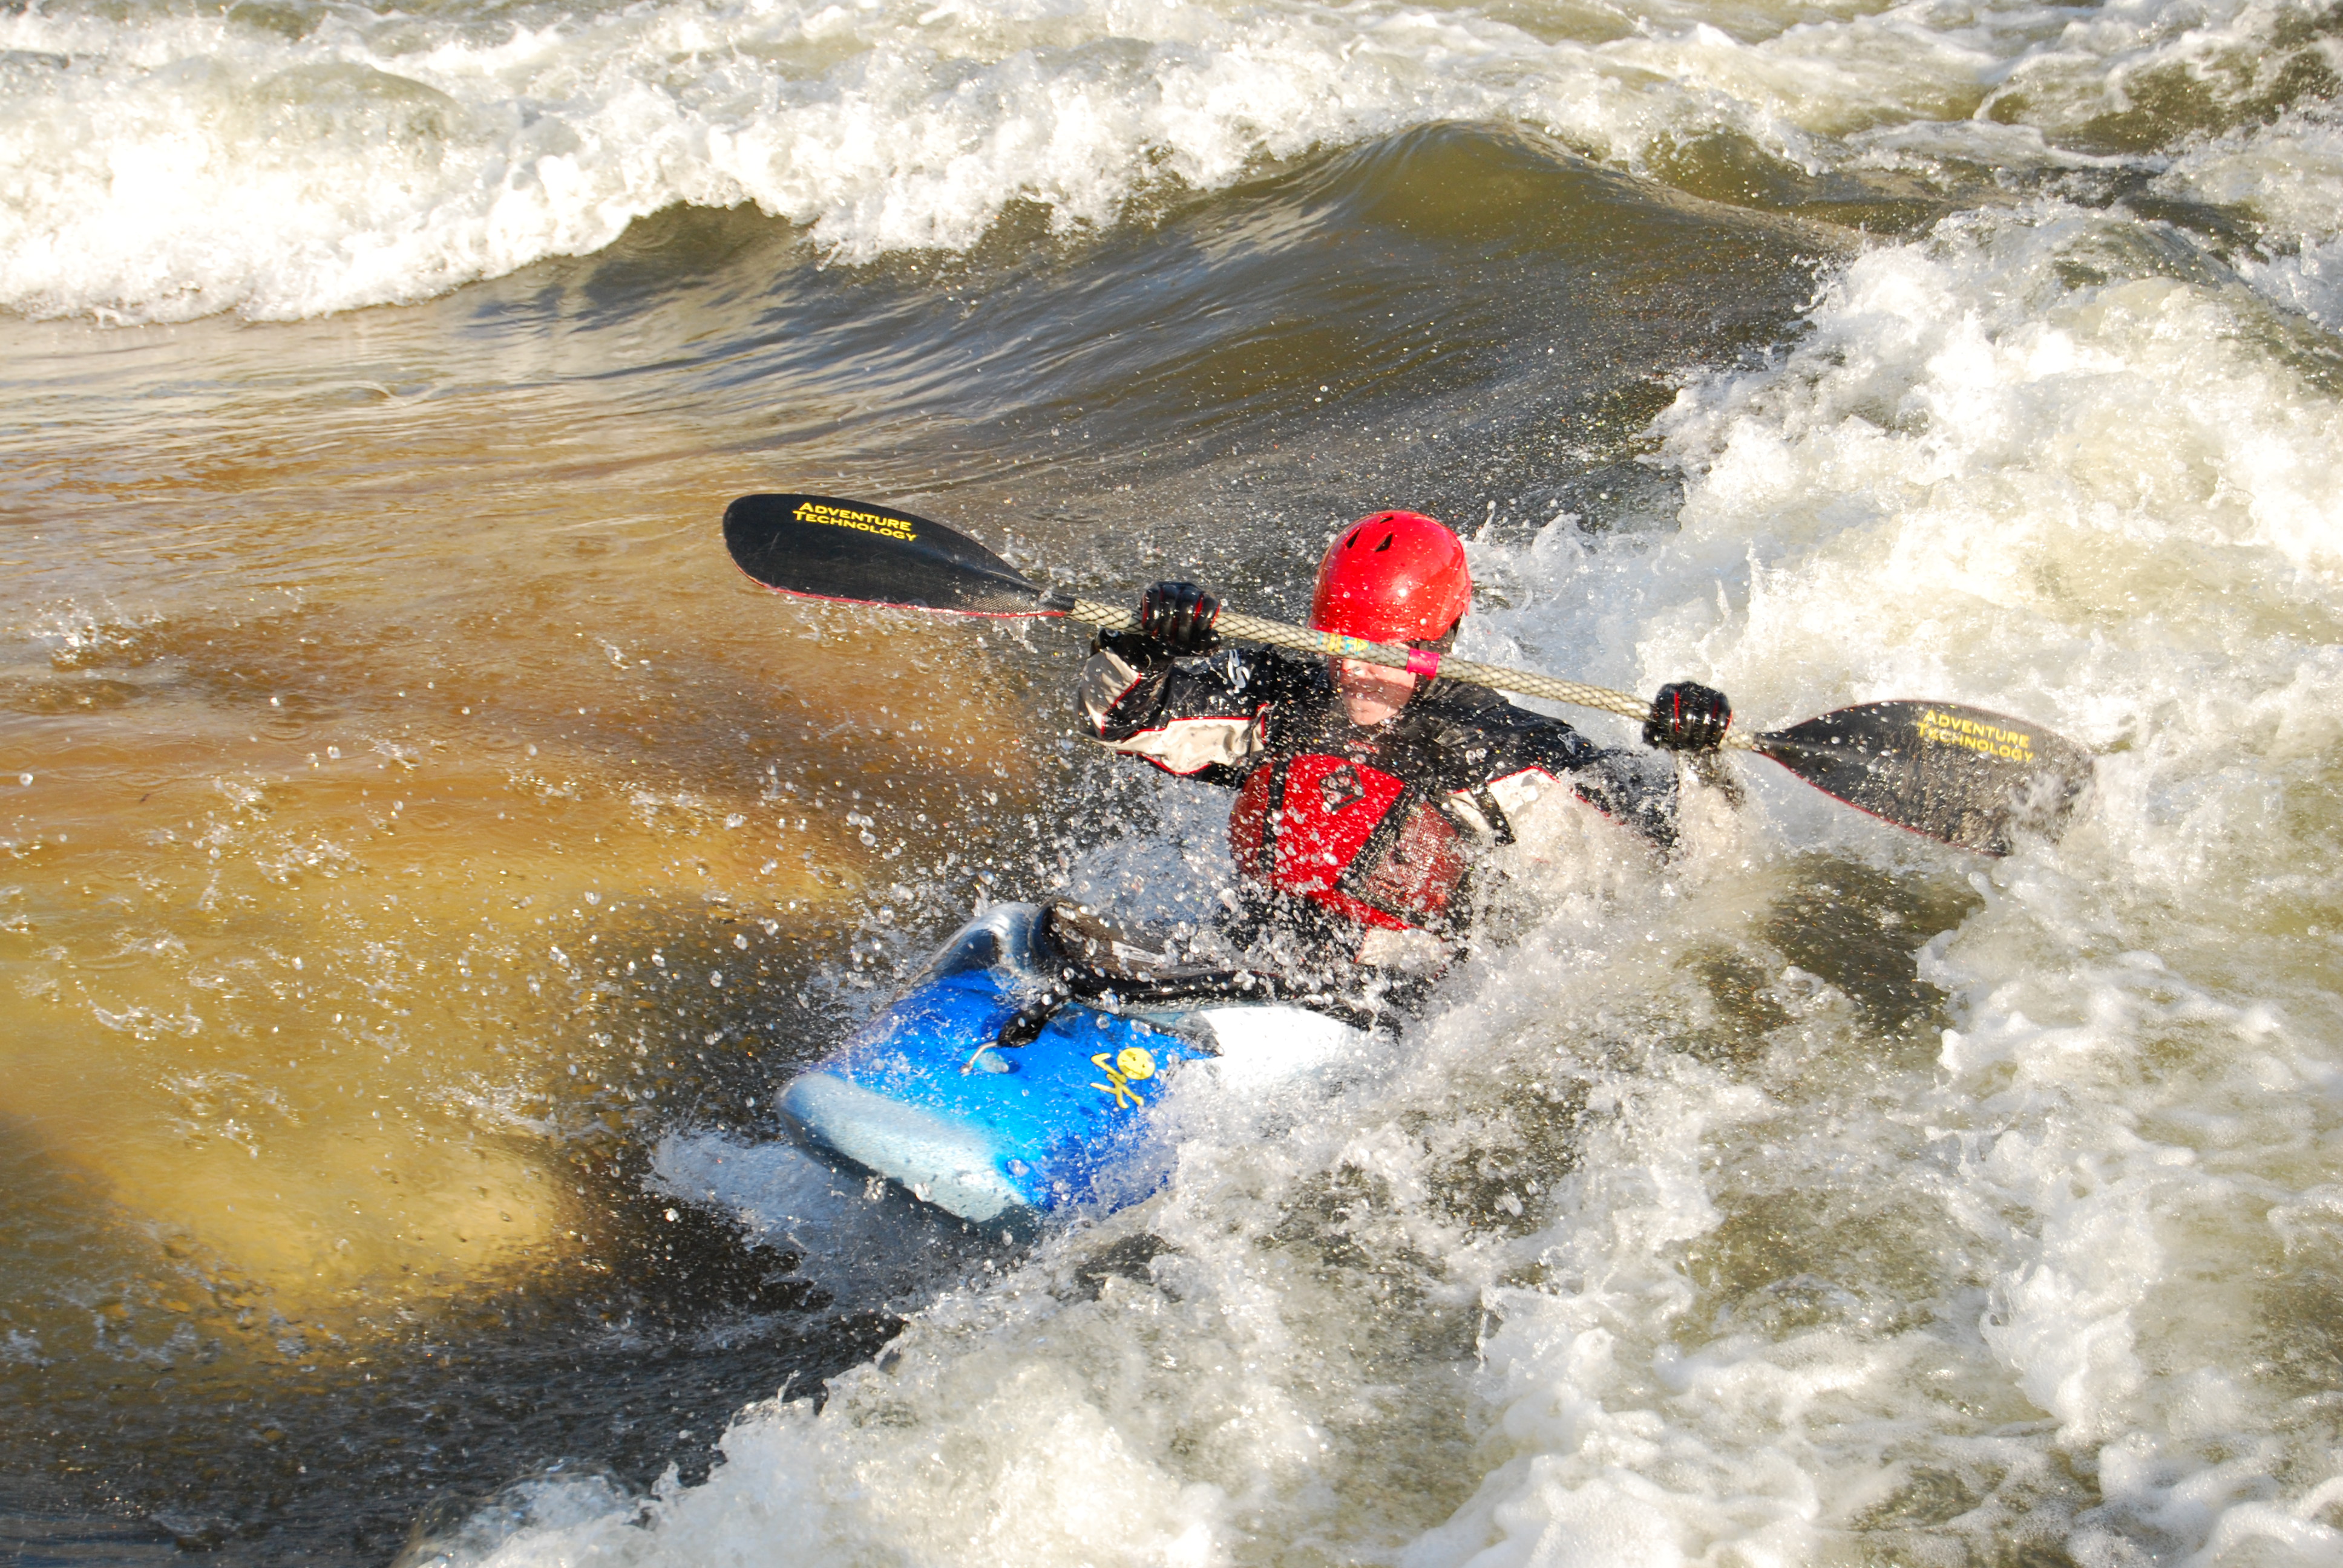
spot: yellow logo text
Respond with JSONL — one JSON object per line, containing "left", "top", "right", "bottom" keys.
{"left": 1917, "top": 708, "right": 2038, "bottom": 763}
{"left": 793, "top": 500, "right": 918, "bottom": 543}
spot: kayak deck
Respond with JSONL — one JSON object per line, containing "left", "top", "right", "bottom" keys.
{"left": 778, "top": 904, "right": 1367, "bottom": 1225}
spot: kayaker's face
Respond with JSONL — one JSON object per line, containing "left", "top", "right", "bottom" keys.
{"left": 1334, "top": 658, "right": 1417, "bottom": 728}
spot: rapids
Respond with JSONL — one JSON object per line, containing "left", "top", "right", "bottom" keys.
{"left": 1, "top": 0, "right": 2339, "bottom": 1557}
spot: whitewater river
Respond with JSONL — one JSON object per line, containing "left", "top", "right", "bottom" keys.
{"left": 2, "top": 0, "right": 2340, "bottom": 1558}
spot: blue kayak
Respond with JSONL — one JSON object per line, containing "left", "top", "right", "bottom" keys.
{"left": 778, "top": 903, "right": 1370, "bottom": 1226}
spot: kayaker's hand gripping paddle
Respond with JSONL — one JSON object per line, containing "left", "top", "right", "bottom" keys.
{"left": 723, "top": 493, "right": 2094, "bottom": 855}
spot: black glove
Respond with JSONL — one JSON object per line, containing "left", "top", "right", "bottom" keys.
{"left": 1132, "top": 580, "right": 1222, "bottom": 658}
{"left": 1644, "top": 681, "right": 1732, "bottom": 751}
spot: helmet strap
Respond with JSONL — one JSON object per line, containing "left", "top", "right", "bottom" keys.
{"left": 1412, "top": 620, "right": 1461, "bottom": 690}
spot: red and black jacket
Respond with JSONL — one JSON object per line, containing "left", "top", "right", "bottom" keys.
{"left": 1079, "top": 637, "right": 1680, "bottom": 937}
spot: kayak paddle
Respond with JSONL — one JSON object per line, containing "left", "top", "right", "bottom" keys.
{"left": 723, "top": 493, "right": 2093, "bottom": 855}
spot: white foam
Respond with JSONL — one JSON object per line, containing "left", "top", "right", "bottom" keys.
{"left": 4, "top": 0, "right": 2334, "bottom": 320}
{"left": 2157, "top": 105, "right": 2343, "bottom": 331}
{"left": 1421, "top": 194, "right": 2343, "bottom": 1562}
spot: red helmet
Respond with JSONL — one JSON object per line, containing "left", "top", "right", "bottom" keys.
{"left": 1309, "top": 511, "right": 1471, "bottom": 644}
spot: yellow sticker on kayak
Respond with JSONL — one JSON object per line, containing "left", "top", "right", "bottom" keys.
{"left": 1090, "top": 1047, "right": 1156, "bottom": 1109}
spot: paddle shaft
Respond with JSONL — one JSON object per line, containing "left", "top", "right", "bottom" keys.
{"left": 1052, "top": 596, "right": 1748, "bottom": 748}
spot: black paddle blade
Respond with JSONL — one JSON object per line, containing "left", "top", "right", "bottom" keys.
{"left": 1754, "top": 701, "right": 2094, "bottom": 855}
{"left": 723, "top": 493, "right": 1054, "bottom": 616}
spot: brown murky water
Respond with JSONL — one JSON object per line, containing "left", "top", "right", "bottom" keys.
{"left": 0, "top": 278, "right": 1082, "bottom": 1555}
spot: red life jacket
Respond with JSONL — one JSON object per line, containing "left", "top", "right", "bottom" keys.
{"left": 1227, "top": 752, "right": 1470, "bottom": 931}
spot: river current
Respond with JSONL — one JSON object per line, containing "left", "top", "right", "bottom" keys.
{"left": 1, "top": 0, "right": 2339, "bottom": 1560}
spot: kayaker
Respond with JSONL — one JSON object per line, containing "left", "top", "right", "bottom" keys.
{"left": 1077, "top": 509, "right": 1731, "bottom": 982}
